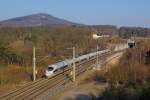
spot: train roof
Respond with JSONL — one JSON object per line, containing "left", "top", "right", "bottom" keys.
{"left": 47, "top": 49, "right": 110, "bottom": 70}
{"left": 48, "top": 61, "right": 66, "bottom": 68}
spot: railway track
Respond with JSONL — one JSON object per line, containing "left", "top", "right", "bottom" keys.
{"left": 0, "top": 67, "right": 72, "bottom": 100}
{"left": 0, "top": 50, "right": 124, "bottom": 100}
{"left": 25, "top": 66, "right": 89, "bottom": 100}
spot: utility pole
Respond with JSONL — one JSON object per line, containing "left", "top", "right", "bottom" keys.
{"left": 96, "top": 45, "right": 99, "bottom": 69}
{"left": 72, "top": 47, "right": 76, "bottom": 82}
{"left": 33, "top": 46, "right": 36, "bottom": 81}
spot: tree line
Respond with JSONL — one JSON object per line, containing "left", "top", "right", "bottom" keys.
{"left": 0, "top": 26, "right": 149, "bottom": 67}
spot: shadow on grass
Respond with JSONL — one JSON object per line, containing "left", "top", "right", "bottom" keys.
{"left": 64, "top": 93, "right": 104, "bottom": 100}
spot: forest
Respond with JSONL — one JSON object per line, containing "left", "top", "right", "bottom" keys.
{"left": 0, "top": 26, "right": 122, "bottom": 88}
{"left": 0, "top": 25, "right": 150, "bottom": 92}
{"left": 0, "top": 25, "right": 124, "bottom": 67}
{"left": 102, "top": 40, "right": 150, "bottom": 100}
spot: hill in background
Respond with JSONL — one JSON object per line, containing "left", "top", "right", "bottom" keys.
{"left": 0, "top": 13, "right": 81, "bottom": 27}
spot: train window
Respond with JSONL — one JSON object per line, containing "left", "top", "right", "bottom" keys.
{"left": 48, "top": 67, "right": 54, "bottom": 71}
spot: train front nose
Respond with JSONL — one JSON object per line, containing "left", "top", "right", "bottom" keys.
{"left": 45, "top": 70, "right": 53, "bottom": 77}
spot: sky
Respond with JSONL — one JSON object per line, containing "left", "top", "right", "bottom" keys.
{"left": 0, "top": 0, "right": 150, "bottom": 27}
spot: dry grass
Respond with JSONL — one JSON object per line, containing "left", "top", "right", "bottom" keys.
{"left": 0, "top": 65, "right": 33, "bottom": 94}
{"left": 0, "top": 63, "right": 49, "bottom": 94}
{"left": 0, "top": 56, "right": 60, "bottom": 94}
{"left": 0, "top": 66, "right": 31, "bottom": 84}
{"left": 79, "top": 70, "right": 106, "bottom": 85}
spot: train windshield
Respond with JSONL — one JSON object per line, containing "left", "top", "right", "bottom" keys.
{"left": 48, "top": 67, "right": 54, "bottom": 71}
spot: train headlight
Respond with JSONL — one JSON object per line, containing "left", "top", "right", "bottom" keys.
{"left": 45, "top": 70, "right": 53, "bottom": 77}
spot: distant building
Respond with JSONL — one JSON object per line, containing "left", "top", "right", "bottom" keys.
{"left": 127, "top": 39, "right": 135, "bottom": 48}
{"left": 93, "top": 32, "right": 110, "bottom": 39}
{"left": 96, "top": 32, "right": 110, "bottom": 37}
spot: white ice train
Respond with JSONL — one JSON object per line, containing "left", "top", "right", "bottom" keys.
{"left": 45, "top": 49, "right": 110, "bottom": 77}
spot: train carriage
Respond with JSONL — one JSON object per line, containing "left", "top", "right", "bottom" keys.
{"left": 45, "top": 49, "right": 110, "bottom": 77}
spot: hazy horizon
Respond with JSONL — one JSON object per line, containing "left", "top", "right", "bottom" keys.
{"left": 0, "top": 0, "right": 150, "bottom": 27}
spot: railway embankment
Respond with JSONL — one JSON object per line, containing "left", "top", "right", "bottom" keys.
{"left": 52, "top": 52, "right": 123, "bottom": 100}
